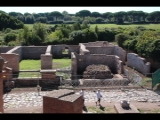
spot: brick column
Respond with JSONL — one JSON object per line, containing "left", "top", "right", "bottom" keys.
{"left": 0, "top": 56, "right": 4, "bottom": 113}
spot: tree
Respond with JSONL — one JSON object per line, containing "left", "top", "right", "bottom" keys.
{"left": 81, "top": 20, "right": 90, "bottom": 29}
{"left": 9, "top": 12, "right": 18, "bottom": 17}
{"left": 114, "top": 11, "right": 126, "bottom": 23}
{"left": 95, "top": 25, "right": 99, "bottom": 34}
{"left": 76, "top": 10, "right": 91, "bottom": 20}
{"left": 0, "top": 13, "right": 24, "bottom": 30}
{"left": 33, "top": 22, "right": 47, "bottom": 42}
{"left": 49, "top": 11, "right": 63, "bottom": 21}
{"left": 36, "top": 17, "right": 47, "bottom": 23}
{"left": 91, "top": 12, "right": 101, "bottom": 18}
{"left": 115, "top": 33, "right": 130, "bottom": 47}
{"left": 72, "top": 22, "right": 81, "bottom": 30}
{"left": 25, "top": 15, "right": 35, "bottom": 24}
{"left": 95, "top": 17, "right": 104, "bottom": 23}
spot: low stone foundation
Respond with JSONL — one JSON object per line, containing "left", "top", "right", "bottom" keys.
{"left": 40, "top": 69, "right": 56, "bottom": 79}
{"left": 43, "top": 89, "right": 84, "bottom": 113}
{"left": 114, "top": 103, "right": 139, "bottom": 113}
{"left": 11, "top": 76, "right": 61, "bottom": 87}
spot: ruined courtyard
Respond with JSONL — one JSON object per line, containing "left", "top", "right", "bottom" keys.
{"left": 0, "top": 41, "right": 159, "bottom": 113}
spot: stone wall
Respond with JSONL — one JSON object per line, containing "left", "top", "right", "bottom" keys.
{"left": 0, "top": 53, "right": 19, "bottom": 73}
{"left": 22, "top": 46, "right": 46, "bottom": 59}
{"left": 127, "top": 53, "right": 150, "bottom": 75}
{"left": 114, "top": 45, "right": 126, "bottom": 64}
{"left": 51, "top": 45, "right": 79, "bottom": 58}
{"left": 41, "top": 45, "right": 52, "bottom": 69}
{"left": 72, "top": 52, "right": 124, "bottom": 76}
{"left": 51, "top": 45, "right": 63, "bottom": 58}
{"left": 12, "top": 76, "right": 61, "bottom": 87}
{"left": 80, "top": 41, "right": 126, "bottom": 64}
{"left": 0, "top": 47, "right": 14, "bottom": 53}
{"left": 7, "top": 46, "right": 22, "bottom": 61}
{"left": 43, "top": 89, "right": 83, "bottom": 113}
{"left": 79, "top": 43, "right": 90, "bottom": 55}
{"left": 84, "top": 41, "right": 109, "bottom": 47}
{"left": 86, "top": 46, "right": 114, "bottom": 55}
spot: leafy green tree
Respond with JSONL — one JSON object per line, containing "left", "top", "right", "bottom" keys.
{"left": 72, "top": 22, "right": 81, "bottom": 30}
{"left": 81, "top": 20, "right": 90, "bottom": 29}
{"left": 32, "top": 22, "right": 47, "bottom": 42}
{"left": 91, "top": 12, "right": 101, "bottom": 18}
{"left": 4, "top": 33, "right": 17, "bottom": 43}
{"left": 83, "top": 28, "right": 98, "bottom": 42}
{"left": 115, "top": 33, "right": 130, "bottom": 47}
{"left": 95, "top": 25, "right": 99, "bottom": 34}
{"left": 76, "top": 10, "right": 91, "bottom": 20}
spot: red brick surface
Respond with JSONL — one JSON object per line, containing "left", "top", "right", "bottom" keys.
{"left": 43, "top": 95, "right": 83, "bottom": 113}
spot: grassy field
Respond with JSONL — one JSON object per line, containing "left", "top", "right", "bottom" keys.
{"left": 25, "top": 24, "right": 160, "bottom": 30}
{"left": 19, "top": 58, "right": 71, "bottom": 77}
{"left": 19, "top": 58, "right": 71, "bottom": 70}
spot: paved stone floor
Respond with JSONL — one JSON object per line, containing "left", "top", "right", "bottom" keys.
{"left": 3, "top": 89, "right": 160, "bottom": 109}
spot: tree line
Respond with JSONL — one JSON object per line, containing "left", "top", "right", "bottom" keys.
{"left": 1, "top": 9, "right": 160, "bottom": 24}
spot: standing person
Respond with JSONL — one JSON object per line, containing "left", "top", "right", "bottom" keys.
{"left": 95, "top": 89, "right": 102, "bottom": 106}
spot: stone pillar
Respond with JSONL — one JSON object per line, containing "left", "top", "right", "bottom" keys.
{"left": 41, "top": 54, "right": 52, "bottom": 69}
{"left": 71, "top": 52, "right": 77, "bottom": 80}
{"left": 0, "top": 56, "right": 4, "bottom": 113}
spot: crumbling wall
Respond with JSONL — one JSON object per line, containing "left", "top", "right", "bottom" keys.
{"left": 79, "top": 43, "right": 90, "bottom": 55}
{"left": 0, "top": 53, "right": 19, "bottom": 73}
{"left": 72, "top": 53, "right": 124, "bottom": 76}
{"left": 127, "top": 53, "right": 150, "bottom": 75}
{"left": 114, "top": 45, "right": 126, "bottom": 64}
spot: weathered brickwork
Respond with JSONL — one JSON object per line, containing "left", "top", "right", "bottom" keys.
{"left": 43, "top": 89, "right": 83, "bottom": 113}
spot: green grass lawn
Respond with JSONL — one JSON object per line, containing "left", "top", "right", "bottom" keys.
{"left": 19, "top": 58, "right": 71, "bottom": 77}
{"left": 19, "top": 58, "right": 71, "bottom": 70}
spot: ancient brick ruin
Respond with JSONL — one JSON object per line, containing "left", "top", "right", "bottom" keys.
{"left": 43, "top": 89, "right": 84, "bottom": 113}
{"left": 0, "top": 41, "right": 151, "bottom": 87}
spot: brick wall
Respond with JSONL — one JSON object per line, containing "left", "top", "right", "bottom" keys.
{"left": 22, "top": 46, "right": 46, "bottom": 59}
{"left": 0, "top": 53, "right": 19, "bottom": 73}
{"left": 43, "top": 92, "right": 83, "bottom": 113}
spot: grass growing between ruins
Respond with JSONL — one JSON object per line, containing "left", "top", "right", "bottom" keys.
{"left": 20, "top": 60, "right": 41, "bottom": 70}
{"left": 18, "top": 58, "right": 71, "bottom": 77}
{"left": 52, "top": 58, "right": 71, "bottom": 69}
{"left": 86, "top": 106, "right": 116, "bottom": 113}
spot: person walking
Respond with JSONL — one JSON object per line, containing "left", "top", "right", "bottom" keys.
{"left": 95, "top": 89, "right": 102, "bottom": 106}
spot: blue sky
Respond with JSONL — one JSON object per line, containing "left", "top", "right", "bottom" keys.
{"left": 0, "top": 7, "right": 160, "bottom": 14}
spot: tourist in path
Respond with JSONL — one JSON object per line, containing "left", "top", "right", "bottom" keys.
{"left": 95, "top": 89, "right": 102, "bottom": 106}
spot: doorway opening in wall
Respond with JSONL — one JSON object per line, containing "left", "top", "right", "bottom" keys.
{"left": 62, "top": 47, "right": 69, "bottom": 55}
